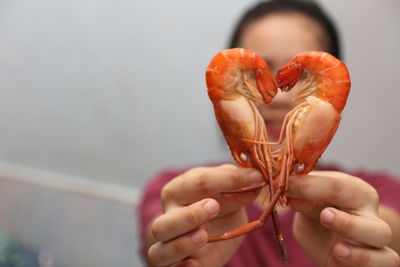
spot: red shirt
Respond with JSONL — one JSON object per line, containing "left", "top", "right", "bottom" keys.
{"left": 138, "top": 163, "right": 400, "bottom": 266}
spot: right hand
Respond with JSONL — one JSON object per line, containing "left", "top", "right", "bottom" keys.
{"left": 147, "top": 164, "right": 264, "bottom": 267}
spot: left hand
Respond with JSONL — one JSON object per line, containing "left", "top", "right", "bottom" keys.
{"left": 287, "top": 171, "right": 400, "bottom": 267}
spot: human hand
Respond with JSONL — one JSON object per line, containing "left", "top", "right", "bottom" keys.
{"left": 287, "top": 171, "right": 400, "bottom": 267}
{"left": 147, "top": 164, "right": 264, "bottom": 267}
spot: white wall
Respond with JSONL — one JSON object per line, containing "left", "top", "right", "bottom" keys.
{"left": 0, "top": 0, "right": 398, "bottom": 190}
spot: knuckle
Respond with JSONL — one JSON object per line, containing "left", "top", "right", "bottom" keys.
{"left": 230, "top": 169, "right": 244, "bottom": 187}
{"left": 336, "top": 214, "right": 355, "bottom": 236}
{"left": 160, "top": 184, "right": 174, "bottom": 205}
{"left": 181, "top": 167, "right": 206, "bottom": 185}
{"left": 344, "top": 246, "right": 370, "bottom": 267}
{"left": 286, "top": 174, "right": 307, "bottom": 199}
{"left": 328, "top": 179, "right": 345, "bottom": 200}
{"left": 171, "top": 238, "right": 189, "bottom": 258}
{"left": 151, "top": 217, "right": 165, "bottom": 241}
{"left": 194, "top": 172, "right": 211, "bottom": 195}
{"left": 365, "top": 186, "right": 379, "bottom": 204}
{"left": 295, "top": 174, "right": 310, "bottom": 195}
{"left": 184, "top": 206, "right": 203, "bottom": 227}
{"left": 378, "top": 221, "right": 393, "bottom": 247}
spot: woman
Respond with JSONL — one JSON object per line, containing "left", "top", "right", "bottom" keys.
{"left": 140, "top": 1, "right": 400, "bottom": 266}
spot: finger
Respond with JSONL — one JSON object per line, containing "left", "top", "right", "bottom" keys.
{"left": 320, "top": 208, "right": 392, "bottom": 248}
{"left": 333, "top": 242, "right": 400, "bottom": 267}
{"left": 152, "top": 198, "right": 219, "bottom": 242}
{"left": 213, "top": 189, "right": 261, "bottom": 216}
{"left": 148, "top": 228, "right": 207, "bottom": 267}
{"left": 287, "top": 172, "right": 379, "bottom": 212}
{"left": 173, "top": 258, "right": 200, "bottom": 267}
{"left": 162, "top": 164, "right": 264, "bottom": 206}
{"left": 288, "top": 197, "right": 316, "bottom": 212}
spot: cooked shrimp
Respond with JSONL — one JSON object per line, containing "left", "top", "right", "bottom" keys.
{"left": 205, "top": 49, "right": 350, "bottom": 263}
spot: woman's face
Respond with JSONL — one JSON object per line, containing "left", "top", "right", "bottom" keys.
{"left": 238, "top": 12, "right": 328, "bottom": 140}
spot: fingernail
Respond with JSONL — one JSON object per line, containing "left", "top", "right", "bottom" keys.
{"left": 191, "top": 229, "right": 206, "bottom": 245}
{"left": 204, "top": 199, "right": 219, "bottom": 215}
{"left": 336, "top": 243, "right": 351, "bottom": 258}
{"left": 321, "top": 208, "right": 335, "bottom": 225}
{"left": 248, "top": 170, "right": 263, "bottom": 183}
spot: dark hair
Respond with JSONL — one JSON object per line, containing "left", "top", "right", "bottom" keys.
{"left": 229, "top": 0, "right": 341, "bottom": 59}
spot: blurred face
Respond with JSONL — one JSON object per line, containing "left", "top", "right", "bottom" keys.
{"left": 238, "top": 12, "right": 328, "bottom": 140}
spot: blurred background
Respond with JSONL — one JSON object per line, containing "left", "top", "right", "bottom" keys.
{"left": 0, "top": 0, "right": 398, "bottom": 266}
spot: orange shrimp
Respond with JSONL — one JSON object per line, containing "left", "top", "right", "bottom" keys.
{"left": 274, "top": 51, "right": 351, "bottom": 175}
{"left": 205, "top": 49, "right": 350, "bottom": 263}
{"left": 206, "top": 48, "right": 277, "bottom": 170}
{"left": 206, "top": 48, "right": 288, "bottom": 261}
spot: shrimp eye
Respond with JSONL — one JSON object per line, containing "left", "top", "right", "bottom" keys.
{"left": 294, "top": 163, "right": 305, "bottom": 173}
{"left": 240, "top": 153, "right": 248, "bottom": 162}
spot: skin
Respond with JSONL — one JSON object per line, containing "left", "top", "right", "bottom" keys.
{"left": 144, "top": 13, "right": 400, "bottom": 267}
